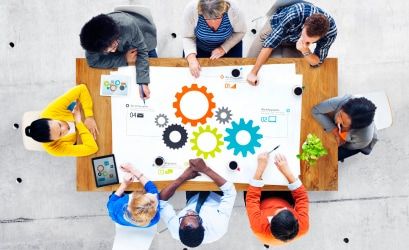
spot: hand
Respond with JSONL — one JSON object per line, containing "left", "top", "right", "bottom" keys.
{"left": 84, "top": 117, "right": 99, "bottom": 140}
{"left": 125, "top": 48, "right": 137, "bottom": 65}
{"left": 247, "top": 72, "right": 259, "bottom": 86}
{"left": 210, "top": 47, "right": 226, "bottom": 60}
{"left": 331, "top": 127, "right": 344, "bottom": 146}
{"left": 120, "top": 163, "right": 135, "bottom": 173}
{"left": 138, "top": 84, "right": 150, "bottom": 100}
{"left": 296, "top": 38, "right": 310, "bottom": 54}
{"left": 189, "top": 158, "right": 209, "bottom": 173}
{"left": 274, "top": 153, "right": 294, "bottom": 180}
{"left": 257, "top": 152, "right": 269, "bottom": 173}
{"left": 123, "top": 172, "right": 135, "bottom": 185}
{"left": 72, "top": 102, "right": 82, "bottom": 123}
{"left": 180, "top": 166, "right": 201, "bottom": 181}
{"left": 187, "top": 54, "right": 201, "bottom": 78}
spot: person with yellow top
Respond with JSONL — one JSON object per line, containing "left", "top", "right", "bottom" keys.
{"left": 24, "top": 84, "right": 99, "bottom": 157}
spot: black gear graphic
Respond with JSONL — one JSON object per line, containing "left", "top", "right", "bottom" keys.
{"left": 155, "top": 113, "right": 169, "bottom": 128}
{"left": 162, "top": 124, "right": 188, "bottom": 149}
{"left": 215, "top": 106, "right": 233, "bottom": 124}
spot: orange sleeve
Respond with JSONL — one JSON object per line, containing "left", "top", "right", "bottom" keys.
{"left": 246, "top": 185, "right": 269, "bottom": 233}
{"left": 291, "top": 185, "right": 310, "bottom": 236}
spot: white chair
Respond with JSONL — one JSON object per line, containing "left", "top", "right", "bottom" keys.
{"left": 356, "top": 91, "right": 393, "bottom": 130}
{"left": 114, "top": 5, "right": 154, "bottom": 24}
{"left": 112, "top": 223, "right": 157, "bottom": 250}
{"left": 21, "top": 111, "right": 45, "bottom": 151}
{"left": 266, "top": 0, "right": 307, "bottom": 17}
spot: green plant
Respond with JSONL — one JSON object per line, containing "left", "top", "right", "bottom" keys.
{"left": 297, "top": 133, "right": 328, "bottom": 166}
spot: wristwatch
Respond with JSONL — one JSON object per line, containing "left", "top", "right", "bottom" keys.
{"left": 303, "top": 51, "right": 312, "bottom": 57}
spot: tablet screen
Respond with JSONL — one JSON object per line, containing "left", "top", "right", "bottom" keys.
{"left": 92, "top": 154, "right": 119, "bottom": 188}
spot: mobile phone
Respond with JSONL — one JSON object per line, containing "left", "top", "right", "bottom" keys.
{"left": 67, "top": 101, "right": 77, "bottom": 112}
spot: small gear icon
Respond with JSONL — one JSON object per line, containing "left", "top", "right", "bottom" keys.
{"left": 173, "top": 84, "right": 216, "bottom": 126}
{"left": 190, "top": 125, "right": 224, "bottom": 159}
{"left": 155, "top": 113, "right": 169, "bottom": 128}
{"left": 215, "top": 106, "right": 233, "bottom": 124}
{"left": 224, "top": 118, "right": 263, "bottom": 157}
{"left": 162, "top": 124, "right": 188, "bottom": 150}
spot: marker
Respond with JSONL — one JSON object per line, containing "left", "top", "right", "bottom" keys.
{"left": 268, "top": 145, "right": 280, "bottom": 155}
{"left": 139, "top": 84, "right": 146, "bottom": 105}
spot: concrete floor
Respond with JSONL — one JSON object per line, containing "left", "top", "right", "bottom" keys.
{"left": 1, "top": 0, "right": 408, "bottom": 249}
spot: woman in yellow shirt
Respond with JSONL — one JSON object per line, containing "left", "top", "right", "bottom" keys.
{"left": 24, "top": 84, "right": 99, "bottom": 157}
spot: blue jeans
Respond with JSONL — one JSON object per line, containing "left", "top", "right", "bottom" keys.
{"left": 195, "top": 40, "right": 243, "bottom": 58}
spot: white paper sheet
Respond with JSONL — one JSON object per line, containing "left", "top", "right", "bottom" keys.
{"left": 111, "top": 64, "right": 302, "bottom": 185}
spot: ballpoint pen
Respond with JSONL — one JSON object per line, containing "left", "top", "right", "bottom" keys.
{"left": 268, "top": 145, "right": 280, "bottom": 155}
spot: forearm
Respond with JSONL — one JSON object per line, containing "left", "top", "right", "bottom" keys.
{"left": 303, "top": 52, "right": 320, "bottom": 66}
{"left": 250, "top": 48, "right": 273, "bottom": 75}
{"left": 159, "top": 177, "right": 186, "bottom": 201}
{"left": 203, "top": 167, "right": 226, "bottom": 187}
{"left": 115, "top": 182, "right": 128, "bottom": 196}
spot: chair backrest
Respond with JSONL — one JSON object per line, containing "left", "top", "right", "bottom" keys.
{"left": 112, "top": 223, "right": 157, "bottom": 250}
{"left": 355, "top": 91, "right": 393, "bottom": 130}
{"left": 266, "top": 0, "right": 307, "bottom": 17}
{"left": 22, "top": 111, "right": 45, "bottom": 151}
{"left": 114, "top": 5, "right": 154, "bottom": 24}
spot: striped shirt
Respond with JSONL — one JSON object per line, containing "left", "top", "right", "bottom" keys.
{"left": 195, "top": 13, "right": 234, "bottom": 52}
{"left": 263, "top": 2, "right": 337, "bottom": 63}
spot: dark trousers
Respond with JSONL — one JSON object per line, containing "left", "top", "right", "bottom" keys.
{"left": 196, "top": 40, "right": 243, "bottom": 58}
{"left": 186, "top": 191, "right": 224, "bottom": 203}
{"left": 148, "top": 49, "right": 158, "bottom": 58}
{"left": 243, "top": 191, "right": 295, "bottom": 207}
{"left": 338, "top": 147, "right": 365, "bottom": 162}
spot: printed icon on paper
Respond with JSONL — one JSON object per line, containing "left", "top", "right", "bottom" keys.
{"left": 190, "top": 125, "right": 224, "bottom": 159}
{"left": 173, "top": 84, "right": 216, "bottom": 126}
{"left": 155, "top": 114, "right": 169, "bottom": 128}
{"left": 224, "top": 118, "right": 263, "bottom": 157}
{"left": 215, "top": 106, "right": 233, "bottom": 125}
{"left": 162, "top": 124, "right": 188, "bottom": 149}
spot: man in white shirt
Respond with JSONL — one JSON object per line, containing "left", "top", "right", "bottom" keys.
{"left": 159, "top": 158, "right": 237, "bottom": 248}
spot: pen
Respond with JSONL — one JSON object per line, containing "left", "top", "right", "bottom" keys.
{"left": 337, "top": 123, "right": 341, "bottom": 134}
{"left": 139, "top": 84, "right": 146, "bottom": 105}
{"left": 268, "top": 145, "right": 280, "bottom": 155}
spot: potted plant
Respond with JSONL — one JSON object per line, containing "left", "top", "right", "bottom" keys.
{"left": 297, "top": 133, "right": 328, "bottom": 166}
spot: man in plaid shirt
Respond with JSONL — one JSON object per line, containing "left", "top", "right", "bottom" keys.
{"left": 247, "top": 2, "right": 337, "bottom": 85}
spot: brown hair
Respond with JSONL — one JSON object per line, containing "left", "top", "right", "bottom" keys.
{"left": 198, "top": 0, "right": 230, "bottom": 19}
{"left": 128, "top": 191, "right": 158, "bottom": 227}
{"left": 304, "top": 14, "right": 329, "bottom": 38}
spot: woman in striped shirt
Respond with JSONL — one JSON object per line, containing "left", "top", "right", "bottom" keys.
{"left": 183, "top": 0, "right": 247, "bottom": 77}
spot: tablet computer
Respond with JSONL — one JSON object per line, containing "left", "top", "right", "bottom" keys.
{"left": 91, "top": 154, "right": 119, "bottom": 188}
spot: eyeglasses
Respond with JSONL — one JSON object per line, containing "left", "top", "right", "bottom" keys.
{"left": 179, "top": 214, "right": 203, "bottom": 225}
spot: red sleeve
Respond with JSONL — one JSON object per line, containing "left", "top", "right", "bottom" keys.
{"left": 291, "top": 185, "right": 310, "bottom": 236}
{"left": 246, "top": 185, "right": 269, "bottom": 233}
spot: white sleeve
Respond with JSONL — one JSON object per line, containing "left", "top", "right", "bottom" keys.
{"left": 159, "top": 200, "right": 180, "bottom": 240}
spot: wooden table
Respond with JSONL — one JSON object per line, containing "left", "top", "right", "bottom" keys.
{"left": 76, "top": 58, "right": 338, "bottom": 191}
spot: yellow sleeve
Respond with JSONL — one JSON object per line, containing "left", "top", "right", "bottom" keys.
{"left": 43, "top": 122, "right": 98, "bottom": 157}
{"left": 42, "top": 84, "right": 94, "bottom": 118}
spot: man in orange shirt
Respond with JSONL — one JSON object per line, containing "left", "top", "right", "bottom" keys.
{"left": 245, "top": 153, "right": 309, "bottom": 247}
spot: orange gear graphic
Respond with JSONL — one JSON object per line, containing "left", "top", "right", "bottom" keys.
{"left": 173, "top": 84, "right": 216, "bottom": 126}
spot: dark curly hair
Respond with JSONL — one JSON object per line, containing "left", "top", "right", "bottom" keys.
{"left": 304, "top": 13, "right": 330, "bottom": 38}
{"left": 79, "top": 14, "right": 120, "bottom": 52}
{"left": 342, "top": 97, "right": 377, "bottom": 129}
{"left": 270, "top": 210, "right": 299, "bottom": 242}
{"left": 179, "top": 224, "right": 205, "bottom": 248}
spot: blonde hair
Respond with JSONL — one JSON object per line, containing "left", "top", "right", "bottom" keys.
{"left": 198, "top": 0, "right": 230, "bottom": 19}
{"left": 128, "top": 191, "right": 158, "bottom": 227}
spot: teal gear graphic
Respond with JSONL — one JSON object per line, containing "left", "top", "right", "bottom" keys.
{"left": 190, "top": 125, "right": 224, "bottom": 159}
{"left": 224, "top": 118, "right": 263, "bottom": 157}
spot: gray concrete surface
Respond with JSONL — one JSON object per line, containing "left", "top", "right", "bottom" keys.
{"left": 1, "top": 0, "right": 408, "bottom": 249}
